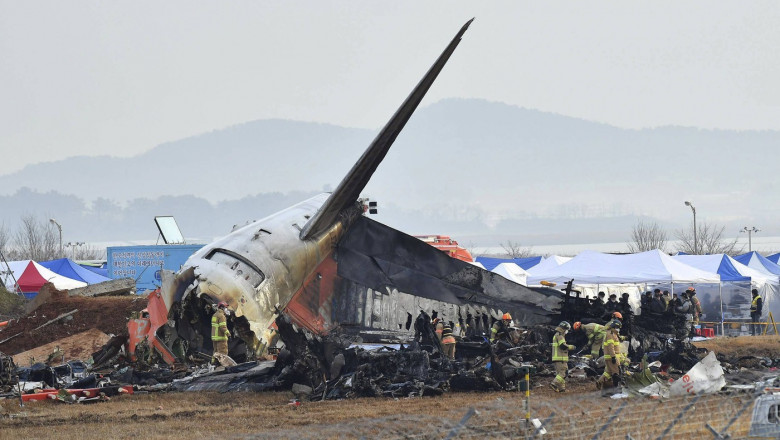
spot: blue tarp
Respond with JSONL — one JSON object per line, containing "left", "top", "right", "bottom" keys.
{"left": 734, "top": 252, "right": 780, "bottom": 276}
{"left": 768, "top": 253, "right": 780, "bottom": 265}
{"left": 39, "top": 258, "right": 112, "bottom": 284}
{"left": 475, "top": 256, "right": 543, "bottom": 271}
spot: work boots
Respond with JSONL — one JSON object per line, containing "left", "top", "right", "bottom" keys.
{"left": 550, "top": 381, "right": 565, "bottom": 393}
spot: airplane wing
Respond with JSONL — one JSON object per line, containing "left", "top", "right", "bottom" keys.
{"left": 300, "top": 19, "right": 474, "bottom": 240}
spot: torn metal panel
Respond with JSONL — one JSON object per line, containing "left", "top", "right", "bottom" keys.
{"left": 337, "top": 217, "right": 559, "bottom": 326}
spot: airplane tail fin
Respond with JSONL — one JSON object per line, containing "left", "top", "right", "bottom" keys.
{"left": 300, "top": 19, "right": 474, "bottom": 240}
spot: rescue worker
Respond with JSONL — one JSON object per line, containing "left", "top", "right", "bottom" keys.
{"left": 550, "top": 321, "right": 575, "bottom": 392}
{"left": 661, "top": 290, "right": 671, "bottom": 310}
{"left": 676, "top": 292, "right": 695, "bottom": 337}
{"left": 490, "top": 313, "right": 513, "bottom": 343}
{"left": 432, "top": 317, "right": 443, "bottom": 341}
{"left": 596, "top": 319, "right": 623, "bottom": 390}
{"left": 573, "top": 321, "right": 606, "bottom": 359}
{"left": 687, "top": 287, "right": 703, "bottom": 325}
{"left": 211, "top": 301, "right": 231, "bottom": 363}
{"left": 440, "top": 322, "right": 457, "bottom": 359}
{"left": 751, "top": 289, "right": 764, "bottom": 336}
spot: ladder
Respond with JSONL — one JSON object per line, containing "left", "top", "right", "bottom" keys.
{"left": 0, "top": 249, "right": 22, "bottom": 297}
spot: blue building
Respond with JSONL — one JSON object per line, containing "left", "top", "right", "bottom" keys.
{"left": 106, "top": 244, "right": 204, "bottom": 293}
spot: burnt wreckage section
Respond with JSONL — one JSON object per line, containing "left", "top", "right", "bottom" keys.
{"left": 332, "top": 217, "right": 560, "bottom": 338}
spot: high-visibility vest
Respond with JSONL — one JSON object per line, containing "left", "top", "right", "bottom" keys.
{"left": 211, "top": 311, "right": 228, "bottom": 341}
{"left": 551, "top": 332, "right": 570, "bottom": 362}
{"left": 602, "top": 331, "right": 620, "bottom": 359}
{"left": 751, "top": 296, "right": 762, "bottom": 313}
{"left": 584, "top": 323, "right": 605, "bottom": 342}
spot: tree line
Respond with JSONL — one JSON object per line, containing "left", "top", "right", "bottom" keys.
{"left": 0, "top": 215, "right": 103, "bottom": 262}
{"left": 627, "top": 220, "right": 742, "bottom": 255}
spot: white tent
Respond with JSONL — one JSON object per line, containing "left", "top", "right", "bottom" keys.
{"left": 526, "top": 250, "right": 721, "bottom": 314}
{"left": 526, "top": 255, "right": 571, "bottom": 273}
{"left": 673, "top": 254, "right": 780, "bottom": 328}
{"left": 527, "top": 250, "right": 721, "bottom": 285}
{"left": 492, "top": 262, "right": 528, "bottom": 286}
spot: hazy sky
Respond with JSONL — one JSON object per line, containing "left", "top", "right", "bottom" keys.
{"left": 2, "top": 1, "right": 779, "bottom": 174}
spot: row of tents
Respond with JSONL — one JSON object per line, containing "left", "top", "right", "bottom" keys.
{"left": 476, "top": 250, "right": 780, "bottom": 333}
{"left": 2, "top": 258, "right": 111, "bottom": 298}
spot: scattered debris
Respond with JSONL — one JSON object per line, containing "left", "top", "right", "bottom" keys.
{"left": 11, "top": 328, "right": 110, "bottom": 366}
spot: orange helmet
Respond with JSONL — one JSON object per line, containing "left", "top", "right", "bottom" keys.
{"left": 217, "top": 301, "right": 228, "bottom": 308}
{"left": 573, "top": 321, "right": 581, "bottom": 331}
{"left": 502, "top": 313, "right": 512, "bottom": 321}
{"left": 612, "top": 311, "right": 623, "bottom": 320}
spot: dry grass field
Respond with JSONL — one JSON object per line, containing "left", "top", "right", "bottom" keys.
{"left": 694, "top": 334, "right": 780, "bottom": 358}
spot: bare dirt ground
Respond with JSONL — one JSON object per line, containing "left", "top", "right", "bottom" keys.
{"left": 0, "top": 291, "right": 146, "bottom": 356}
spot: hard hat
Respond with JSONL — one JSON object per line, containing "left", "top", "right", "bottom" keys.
{"left": 573, "top": 321, "right": 582, "bottom": 331}
{"left": 608, "top": 319, "right": 622, "bottom": 329}
{"left": 217, "top": 301, "right": 228, "bottom": 308}
{"left": 686, "top": 286, "right": 695, "bottom": 292}
{"left": 612, "top": 311, "right": 623, "bottom": 320}
{"left": 502, "top": 313, "right": 512, "bottom": 320}
{"left": 558, "top": 321, "right": 571, "bottom": 331}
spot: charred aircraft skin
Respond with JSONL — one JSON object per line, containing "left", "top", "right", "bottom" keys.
{"left": 160, "top": 19, "right": 557, "bottom": 361}
{"left": 161, "top": 195, "right": 359, "bottom": 355}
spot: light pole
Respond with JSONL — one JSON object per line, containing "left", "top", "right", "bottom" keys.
{"left": 49, "top": 218, "right": 63, "bottom": 256}
{"left": 65, "top": 242, "right": 85, "bottom": 259}
{"left": 684, "top": 201, "right": 697, "bottom": 254}
{"left": 741, "top": 226, "right": 760, "bottom": 252}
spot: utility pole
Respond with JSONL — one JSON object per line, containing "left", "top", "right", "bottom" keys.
{"left": 741, "top": 226, "right": 760, "bottom": 252}
{"left": 684, "top": 201, "right": 697, "bottom": 254}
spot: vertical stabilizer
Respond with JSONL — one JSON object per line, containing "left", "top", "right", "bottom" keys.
{"left": 300, "top": 19, "right": 473, "bottom": 240}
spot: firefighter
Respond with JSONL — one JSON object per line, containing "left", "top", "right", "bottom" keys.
{"left": 550, "top": 321, "right": 575, "bottom": 392}
{"left": 596, "top": 319, "right": 623, "bottom": 390}
{"left": 211, "top": 301, "right": 231, "bottom": 363}
{"left": 751, "top": 289, "right": 764, "bottom": 336}
{"left": 687, "top": 287, "right": 703, "bottom": 325}
{"left": 440, "top": 322, "right": 457, "bottom": 359}
{"left": 490, "top": 313, "right": 513, "bottom": 343}
{"left": 573, "top": 321, "right": 606, "bottom": 359}
{"left": 432, "top": 317, "right": 444, "bottom": 341}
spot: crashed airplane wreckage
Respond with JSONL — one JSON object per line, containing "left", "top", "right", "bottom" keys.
{"left": 139, "top": 18, "right": 560, "bottom": 366}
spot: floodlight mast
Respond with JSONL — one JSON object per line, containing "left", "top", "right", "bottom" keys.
{"left": 741, "top": 226, "right": 760, "bottom": 252}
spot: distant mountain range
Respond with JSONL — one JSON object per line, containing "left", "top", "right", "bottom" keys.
{"left": 1, "top": 98, "right": 777, "bottom": 247}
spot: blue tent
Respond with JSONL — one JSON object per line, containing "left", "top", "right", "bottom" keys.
{"left": 768, "top": 253, "right": 780, "bottom": 265}
{"left": 673, "top": 254, "right": 750, "bottom": 281}
{"left": 475, "top": 256, "right": 543, "bottom": 271}
{"left": 734, "top": 252, "right": 780, "bottom": 276}
{"left": 39, "top": 258, "right": 112, "bottom": 284}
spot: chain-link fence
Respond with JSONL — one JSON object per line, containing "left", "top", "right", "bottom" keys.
{"left": 238, "top": 386, "right": 762, "bottom": 439}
